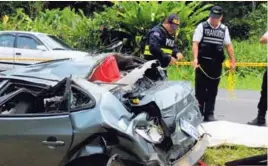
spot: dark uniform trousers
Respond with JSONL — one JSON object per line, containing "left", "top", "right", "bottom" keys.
{"left": 195, "top": 59, "right": 222, "bottom": 116}
{"left": 257, "top": 69, "right": 267, "bottom": 117}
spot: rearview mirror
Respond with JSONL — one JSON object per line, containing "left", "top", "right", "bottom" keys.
{"left": 37, "top": 45, "right": 47, "bottom": 51}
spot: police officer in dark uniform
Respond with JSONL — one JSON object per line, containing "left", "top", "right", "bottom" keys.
{"left": 143, "top": 14, "right": 183, "bottom": 73}
{"left": 248, "top": 32, "right": 268, "bottom": 126}
{"left": 192, "top": 6, "right": 236, "bottom": 122}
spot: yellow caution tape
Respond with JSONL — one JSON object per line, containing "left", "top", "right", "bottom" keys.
{"left": 175, "top": 61, "right": 268, "bottom": 67}
{"left": 227, "top": 70, "right": 236, "bottom": 99}
{"left": 175, "top": 61, "right": 192, "bottom": 66}
{"left": 235, "top": 62, "right": 268, "bottom": 67}
{"left": 0, "top": 57, "right": 53, "bottom": 61}
{"left": 224, "top": 60, "right": 231, "bottom": 68}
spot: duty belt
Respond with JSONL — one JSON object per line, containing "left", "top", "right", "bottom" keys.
{"left": 143, "top": 45, "right": 173, "bottom": 56}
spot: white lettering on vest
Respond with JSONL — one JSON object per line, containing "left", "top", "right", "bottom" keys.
{"left": 204, "top": 29, "right": 224, "bottom": 39}
{"left": 166, "top": 38, "right": 174, "bottom": 47}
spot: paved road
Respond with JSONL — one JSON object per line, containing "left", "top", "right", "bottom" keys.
{"left": 215, "top": 89, "right": 266, "bottom": 124}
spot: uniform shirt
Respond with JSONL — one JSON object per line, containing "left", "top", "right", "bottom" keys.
{"left": 193, "top": 19, "right": 231, "bottom": 45}
{"left": 145, "top": 24, "right": 180, "bottom": 68}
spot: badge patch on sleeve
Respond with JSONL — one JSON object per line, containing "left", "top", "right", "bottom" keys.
{"left": 153, "top": 32, "right": 160, "bottom": 37}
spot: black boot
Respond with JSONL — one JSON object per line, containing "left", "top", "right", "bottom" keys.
{"left": 248, "top": 112, "right": 266, "bottom": 126}
{"left": 204, "top": 114, "right": 217, "bottom": 122}
{"left": 248, "top": 117, "right": 266, "bottom": 126}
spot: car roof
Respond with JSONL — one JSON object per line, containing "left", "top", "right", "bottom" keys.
{"left": 0, "top": 30, "right": 49, "bottom": 36}
{"left": 2, "top": 53, "right": 112, "bottom": 81}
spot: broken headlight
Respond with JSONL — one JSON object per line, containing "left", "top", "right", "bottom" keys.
{"left": 135, "top": 119, "right": 164, "bottom": 144}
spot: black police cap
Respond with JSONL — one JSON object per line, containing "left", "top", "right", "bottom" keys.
{"left": 210, "top": 6, "right": 223, "bottom": 18}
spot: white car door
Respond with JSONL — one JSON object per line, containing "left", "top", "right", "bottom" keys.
{"left": 14, "top": 34, "right": 52, "bottom": 66}
{"left": 0, "top": 33, "right": 16, "bottom": 71}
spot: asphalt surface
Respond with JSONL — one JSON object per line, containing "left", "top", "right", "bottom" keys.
{"left": 215, "top": 89, "right": 266, "bottom": 124}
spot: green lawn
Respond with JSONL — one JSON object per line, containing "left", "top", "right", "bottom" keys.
{"left": 203, "top": 145, "right": 267, "bottom": 166}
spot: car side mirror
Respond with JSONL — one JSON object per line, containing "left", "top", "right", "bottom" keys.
{"left": 37, "top": 45, "right": 47, "bottom": 51}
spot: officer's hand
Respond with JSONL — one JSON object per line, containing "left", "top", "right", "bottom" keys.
{"left": 193, "top": 58, "right": 199, "bottom": 69}
{"left": 176, "top": 52, "right": 184, "bottom": 60}
{"left": 230, "top": 60, "right": 236, "bottom": 70}
{"left": 169, "top": 57, "right": 177, "bottom": 65}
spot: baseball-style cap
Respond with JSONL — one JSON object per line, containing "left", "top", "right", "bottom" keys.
{"left": 166, "top": 14, "right": 180, "bottom": 30}
{"left": 210, "top": 6, "right": 223, "bottom": 18}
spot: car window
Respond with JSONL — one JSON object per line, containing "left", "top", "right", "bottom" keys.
{"left": 0, "top": 79, "right": 94, "bottom": 115}
{"left": 17, "top": 36, "right": 39, "bottom": 50}
{"left": 0, "top": 34, "right": 15, "bottom": 48}
{"left": 37, "top": 34, "right": 72, "bottom": 50}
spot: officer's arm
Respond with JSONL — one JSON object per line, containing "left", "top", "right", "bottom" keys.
{"left": 260, "top": 32, "right": 268, "bottom": 44}
{"left": 192, "top": 42, "right": 199, "bottom": 60}
{"left": 149, "top": 32, "right": 171, "bottom": 64}
{"left": 192, "top": 24, "right": 203, "bottom": 60}
{"left": 172, "top": 43, "right": 180, "bottom": 58}
{"left": 224, "top": 28, "right": 235, "bottom": 63}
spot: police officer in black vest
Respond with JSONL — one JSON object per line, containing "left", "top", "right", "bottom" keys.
{"left": 143, "top": 14, "right": 184, "bottom": 74}
{"left": 192, "top": 6, "right": 236, "bottom": 122}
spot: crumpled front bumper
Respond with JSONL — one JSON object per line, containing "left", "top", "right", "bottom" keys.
{"left": 172, "top": 133, "right": 209, "bottom": 166}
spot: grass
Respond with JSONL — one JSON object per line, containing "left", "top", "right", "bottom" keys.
{"left": 167, "top": 66, "right": 265, "bottom": 91}
{"left": 203, "top": 145, "right": 267, "bottom": 166}
{"left": 232, "top": 37, "right": 267, "bottom": 63}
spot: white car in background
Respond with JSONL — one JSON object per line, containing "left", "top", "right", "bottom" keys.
{"left": 0, "top": 31, "right": 89, "bottom": 71}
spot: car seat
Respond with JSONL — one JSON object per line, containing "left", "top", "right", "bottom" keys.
{"left": 0, "top": 88, "right": 40, "bottom": 114}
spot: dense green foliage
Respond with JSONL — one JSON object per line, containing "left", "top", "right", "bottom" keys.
{"left": 0, "top": 1, "right": 112, "bottom": 18}
{"left": 0, "top": 1, "right": 213, "bottom": 52}
{"left": 213, "top": 2, "right": 267, "bottom": 40}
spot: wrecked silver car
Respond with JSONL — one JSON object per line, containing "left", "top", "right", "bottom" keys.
{"left": 0, "top": 53, "right": 208, "bottom": 166}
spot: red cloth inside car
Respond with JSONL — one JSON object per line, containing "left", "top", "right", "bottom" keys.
{"left": 89, "top": 55, "right": 120, "bottom": 83}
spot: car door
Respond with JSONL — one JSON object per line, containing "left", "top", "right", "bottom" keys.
{"left": 0, "top": 78, "right": 73, "bottom": 166}
{"left": 14, "top": 34, "right": 51, "bottom": 66}
{"left": 0, "top": 114, "right": 73, "bottom": 166}
{"left": 0, "top": 33, "right": 16, "bottom": 71}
